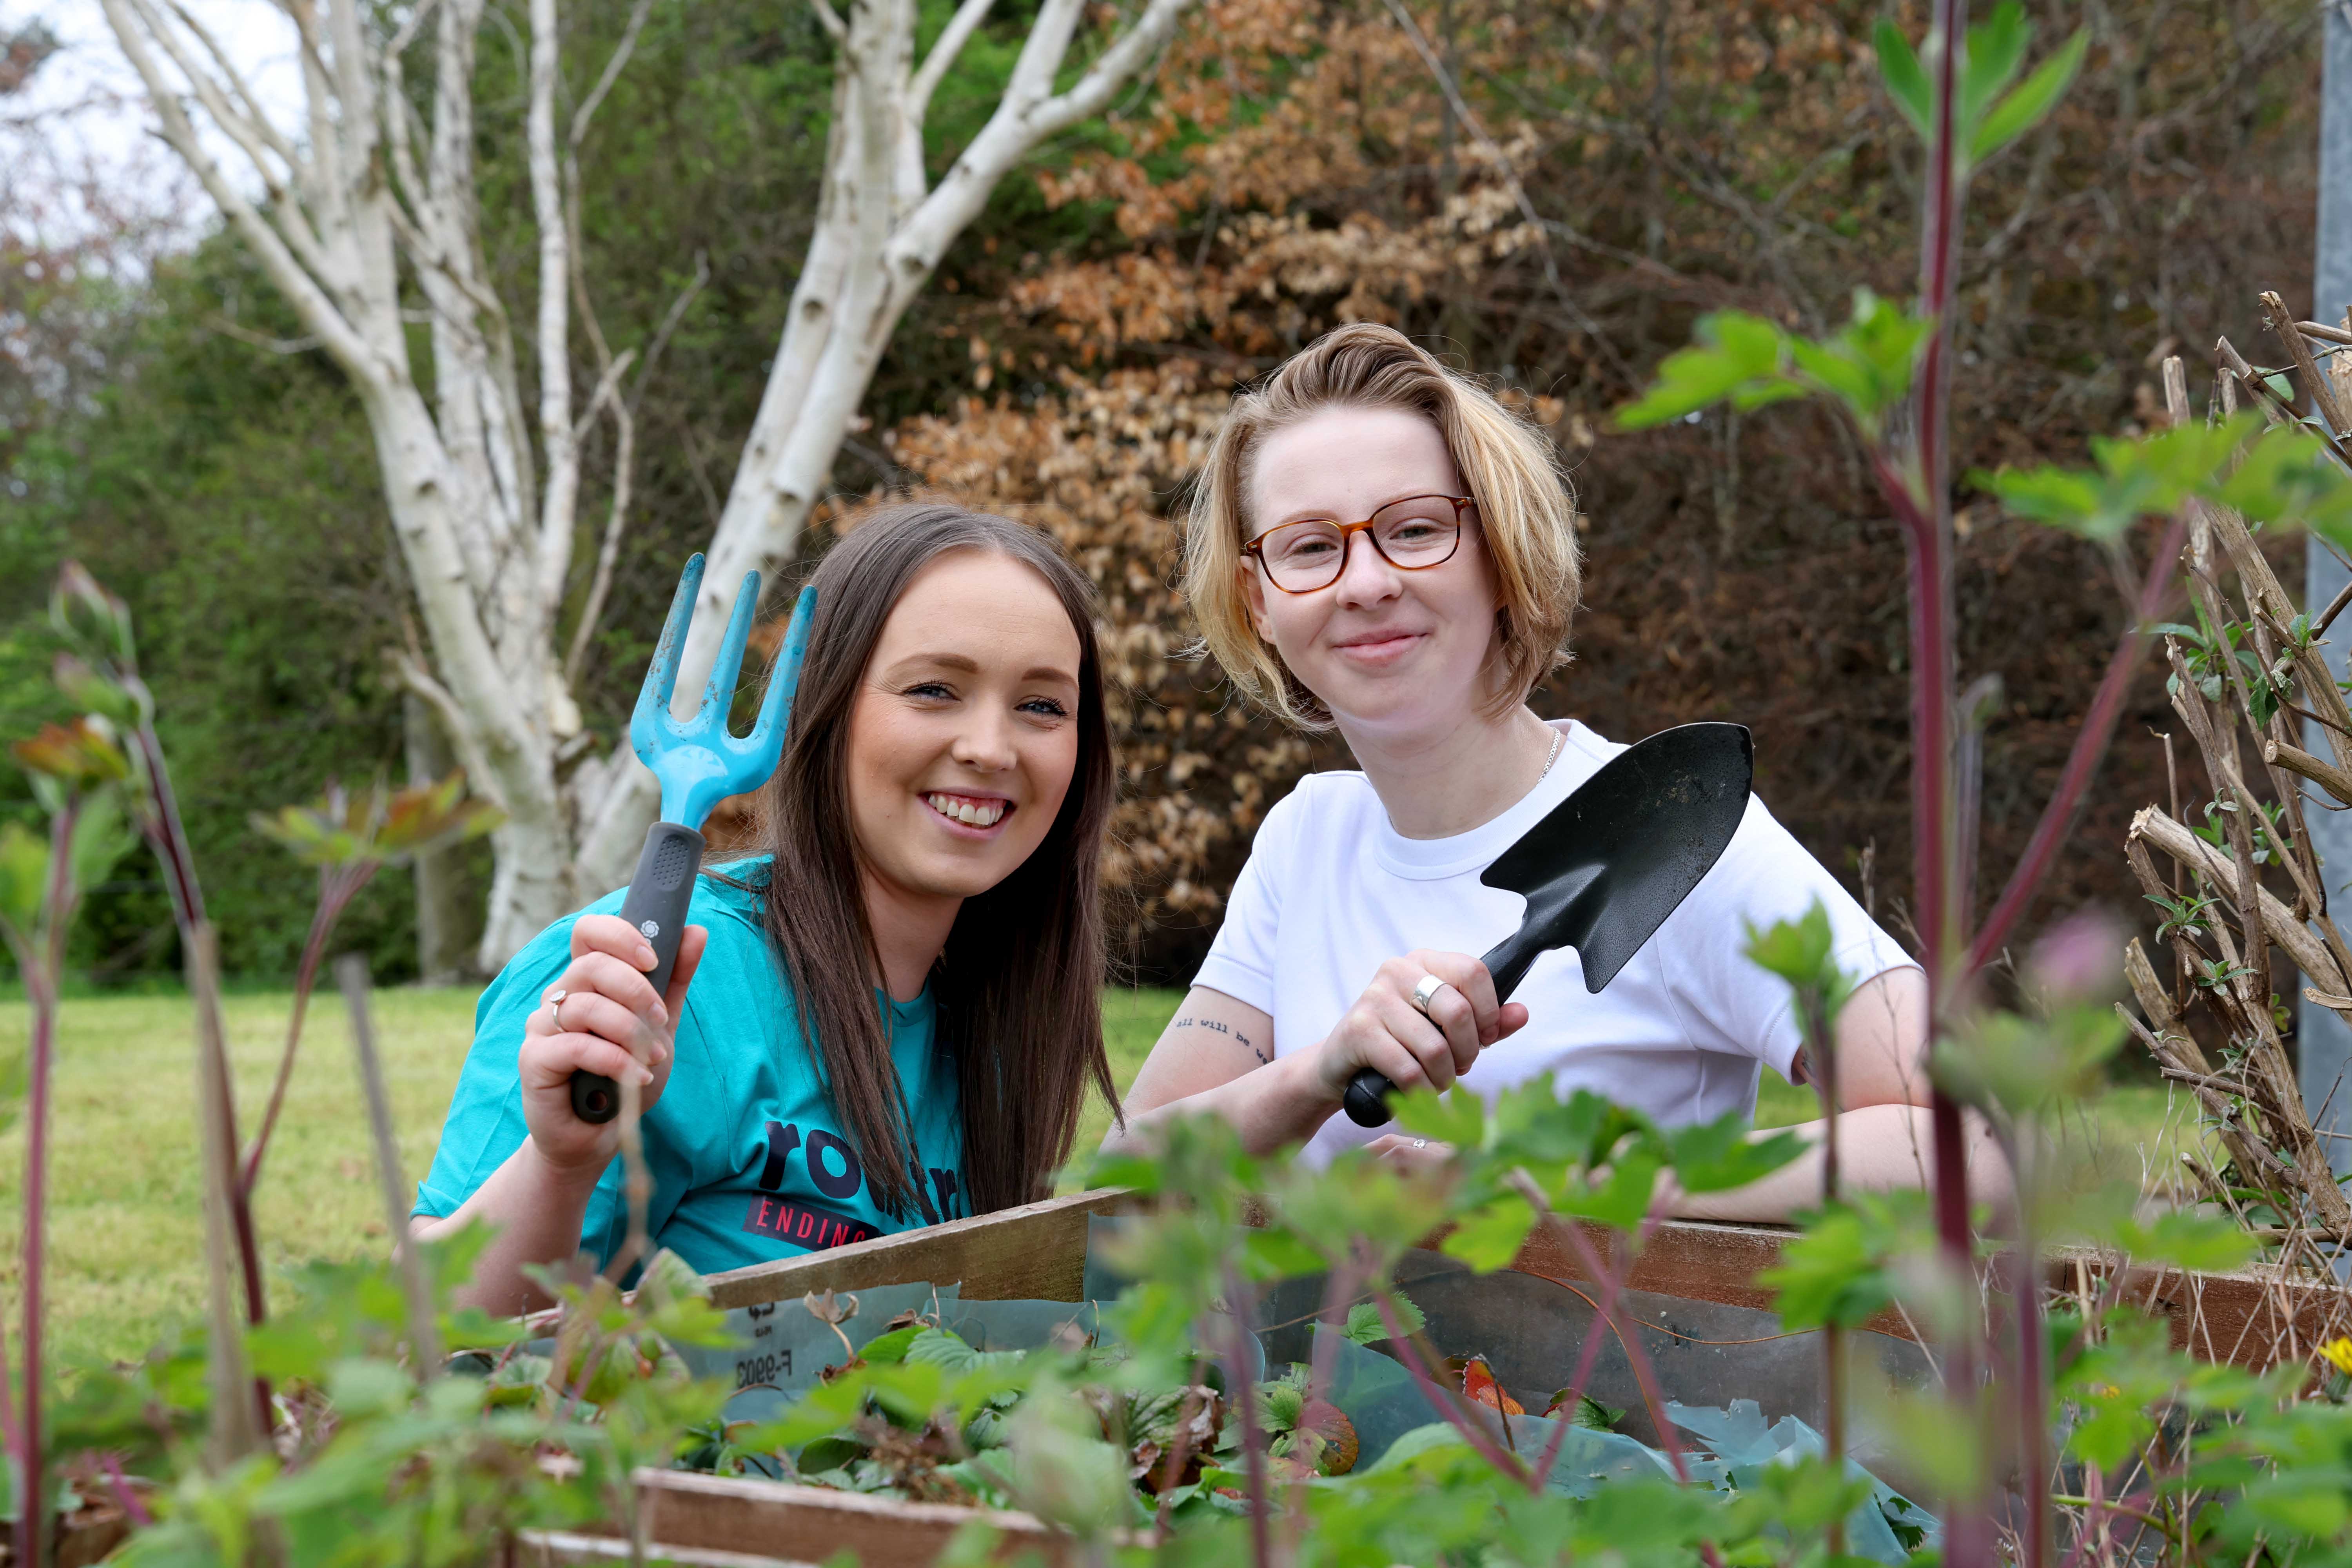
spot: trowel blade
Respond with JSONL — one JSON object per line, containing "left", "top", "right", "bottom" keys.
{"left": 1478, "top": 722, "right": 1754, "bottom": 1000}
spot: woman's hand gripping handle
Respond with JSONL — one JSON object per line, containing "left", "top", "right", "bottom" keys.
{"left": 523, "top": 910, "right": 706, "bottom": 1172}
{"left": 1327, "top": 951, "right": 1526, "bottom": 1127}
{"left": 567, "top": 821, "right": 706, "bottom": 1123}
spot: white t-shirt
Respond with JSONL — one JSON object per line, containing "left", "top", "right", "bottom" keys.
{"left": 1192, "top": 720, "right": 1918, "bottom": 1167}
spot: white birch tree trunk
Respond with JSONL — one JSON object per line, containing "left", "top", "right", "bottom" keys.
{"left": 105, "top": 0, "right": 1198, "bottom": 964}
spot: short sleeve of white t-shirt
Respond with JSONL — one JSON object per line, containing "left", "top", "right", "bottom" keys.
{"left": 1192, "top": 720, "right": 1918, "bottom": 1166}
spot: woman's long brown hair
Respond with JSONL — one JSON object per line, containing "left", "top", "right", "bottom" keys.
{"left": 754, "top": 502, "right": 1118, "bottom": 1217}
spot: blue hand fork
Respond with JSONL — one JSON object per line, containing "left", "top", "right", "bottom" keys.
{"left": 568, "top": 555, "right": 815, "bottom": 1124}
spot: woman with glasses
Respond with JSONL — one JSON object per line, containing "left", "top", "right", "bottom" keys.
{"left": 1104, "top": 323, "right": 1997, "bottom": 1221}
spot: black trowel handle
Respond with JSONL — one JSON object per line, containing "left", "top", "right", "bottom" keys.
{"left": 1341, "top": 936, "right": 1520, "bottom": 1128}
{"left": 567, "top": 820, "right": 705, "bottom": 1125}
{"left": 1342, "top": 1068, "right": 1401, "bottom": 1128}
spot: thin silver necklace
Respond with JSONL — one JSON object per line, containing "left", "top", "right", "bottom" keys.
{"left": 1535, "top": 726, "right": 1563, "bottom": 782}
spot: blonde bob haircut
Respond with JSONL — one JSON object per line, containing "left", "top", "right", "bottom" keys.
{"left": 1183, "top": 322, "right": 1583, "bottom": 730}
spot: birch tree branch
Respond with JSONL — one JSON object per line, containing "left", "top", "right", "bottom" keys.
{"left": 161, "top": 0, "right": 301, "bottom": 170}
{"left": 910, "top": 0, "right": 998, "bottom": 122}
{"left": 98, "top": 0, "right": 379, "bottom": 378}
{"left": 570, "top": 0, "right": 657, "bottom": 147}
{"left": 529, "top": 0, "right": 581, "bottom": 639}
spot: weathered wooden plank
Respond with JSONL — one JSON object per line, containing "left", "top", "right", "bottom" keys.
{"left": 702, "top": 1189, "right": 1133, "bottom": 1310}
{"left": 511, "top": 1527, "right": 814, "bottom": 1568}
{"left": 1510, "top": 1216, "right": 2352, "bottom": 1372}
{"left": 633, "top": 1470, "right": 1073, "bottom": 1568}
{"left": 702, "top": 1187, "right": 2352, "bottom": 1373}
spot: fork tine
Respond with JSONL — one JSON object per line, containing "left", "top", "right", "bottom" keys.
{"left": 701, "top": 570, "right": 763, "bottom": 725}
{"left": 744, "top": 585, "right": 818, "bottom": 755}
{"left": 630, "top": 554, "right": 704, "bottom": 755}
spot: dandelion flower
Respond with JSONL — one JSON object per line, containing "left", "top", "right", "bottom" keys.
{"left": 2317, "top": 1338, "right": 2352, "bottom": 1376}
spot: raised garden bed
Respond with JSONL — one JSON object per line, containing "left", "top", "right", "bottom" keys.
{"left": 540, "top": 1188, "right": 2352, "bottom": 1566}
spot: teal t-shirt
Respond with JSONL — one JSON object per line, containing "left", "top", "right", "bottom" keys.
{"left": 415, "top": 858, "right": 969, "bottom": 1276}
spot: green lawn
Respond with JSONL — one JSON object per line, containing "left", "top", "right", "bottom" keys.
{"left": 0, "top": 985, "right": 2208, "bottom": 1368}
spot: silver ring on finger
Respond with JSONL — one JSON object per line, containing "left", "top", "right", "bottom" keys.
{"left": 1408, "top": 973, "right": 1448, "bottom": 1017}
{"left": 1414, "top": 1139, "right": 1428, "bottom": 1150}
{"left": 545, "top": 990, "right": 567, "bottom": 1031}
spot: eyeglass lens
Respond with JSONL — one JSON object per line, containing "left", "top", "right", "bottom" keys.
{"left": 1258, "top": 497, "right": 1461, "bottom": 590}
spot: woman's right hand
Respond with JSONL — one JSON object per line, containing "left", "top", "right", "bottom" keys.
{"left": 516, "top": 913, "right": 708, "bottom": 1175}
{"left": 1303, "top": 950, "right": 1528, "bottom": 1105}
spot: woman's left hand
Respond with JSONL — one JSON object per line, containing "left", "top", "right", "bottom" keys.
{"left": 1367, "top": 1133, "right": 1454, "bottom": 1178}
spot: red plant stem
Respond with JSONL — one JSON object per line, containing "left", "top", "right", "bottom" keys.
{"left": 18, "top": 796, "right": 82, "bottom": 1568}
{"left": 128, "top": 723, "right": 267, "bottom": 1327}
{"left": 1965, "top": 513, "right": 2189, "bottom": 975}
{"left": 1547, "top": 1215, "right": 1694, "bottom": 1486}
{"left": 1150, "top": 1357, "right": 1211, "bottom": 1532}
{"left": 2009, "top": 1236, "right": 2051, "bottom": 1568}
{"left": 1529, "top": 1207, "right": 1661, "bottom": 1491}
{"left": 98, "top": 1452, "right": 152, "bottom": 1528}
{"left": 1303, "top": 1258, "right": 1359, "bottom": 1410}
{"left": 1278, "top": 1258, "right": 1363, "bottom": 1559}
{"left": 1534, "top": 1262, "right": 1628, "bottom": 1487}
{"left": 1903, "top": 7, "right": 1985, "bottom": 1558}
{"left": 0, "top": 1312, "right": 20, "bottom": 1467}
{"left": 241, "top": 864, "right": 377, "bottom": 1198}
{"left": 1218, "top": 1266, "right": 1274, "bottom": 1568}
{"left": 1880, "top": 459, "right": 1973, "bottom": 1252}
{"left": 1801, "top": 991, "right": 1848, "bottom": 1560}
{"left": 1370, "top": 1289, "right": 1534, "bottom": 1487}
{"left": 131, "top": 724, "right": 204, "bottom": 932}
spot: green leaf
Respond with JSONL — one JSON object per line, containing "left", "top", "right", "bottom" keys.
{"left": 1664, "top": 1116, "right": 1808, "bottom": 1195}
{"left": 1782, "top": 289, "right": 1927, "bottom": 432}
{"left": 1936, "top": 1004, "right": 2123, "bottom": 1118}
{"left": 1613, "top": 312, "right": 1795, "bottom": 430}
{"left": 2110, "top": 1210, "right": 2258, "bottom": 1273}
{"left": 2217, "top": 425, "right": 2352, "bottom": 538}
{"left": 0, "top": 821, "right": 47, "bottom": 943}
{"left": 1555, "top": 1145, "right": 1666, "bottom": 1232}
{"left": 1761, "top": 1193, "right": 1927, "bottom": 1331}
{"left": 1742, "top": 900, "right": 1842, "bottom": 993}
{"left": 1958, "top": 2, "right": 2031, "bottom": 132}
{"left": 905, "top": 1327, "right": 981, "bottom": 1374}
{"left": 1970, "top": 28, "right": 2087, "bottom": 163}
{"left": 1440, "top": 1192, "right": 1539, "bottom": 1272}
{"left": 1341, "top": 1294, "right": 1424, "bottom": 1346}
{"left": 67, "top": 788, "right": 137, "bottom": 899}
{"left": 1873, "top": 18, "right": 1931, "bottom": 137}
{"left": 1388, "top": 1083, "right": 1488, "bottom": 1149}
{"left": 1982, "top": 417, "right": 2259, "bottom": 541}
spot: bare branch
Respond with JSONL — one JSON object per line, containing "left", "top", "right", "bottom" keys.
{"left": 2266, "top": 739, "right": 2352, "bottom": 803}
{"left": 98, "top": 0, "right": 377, "bottom": 377}
{"left": 808, "top": 0, "right": 848, "bottom": 44}
{"left": 566, "top": 392, "right": 635, "bottom": 686}
{"left": 910, "top": 0, "right": 997, "bottom": 124}
{"left": 385, "top": 0, "right": 447, "bottom": 58}
{"left": 162, "top": 0, "right": 300, "bottom": 169}
{"left": 2131, "top": 805, "right": 2350, "bottom": 995}
{"left": 204, "top": 314, "right": 323, "bottom": 355}
{"left": 570, "top": 0, "right": 657, "bottom": 148}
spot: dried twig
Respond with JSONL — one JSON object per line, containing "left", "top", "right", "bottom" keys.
{"left": 336, "top": 953, "right": 443, "bottom": 1371}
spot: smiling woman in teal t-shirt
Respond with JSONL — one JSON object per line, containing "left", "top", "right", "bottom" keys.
{"left": 413, "top": 505, "right": 1120, "bottom": 1312}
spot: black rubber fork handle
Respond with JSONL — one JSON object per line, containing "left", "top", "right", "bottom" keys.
{"left": 568, "top": 820, "right": 704, "bottom": 1125}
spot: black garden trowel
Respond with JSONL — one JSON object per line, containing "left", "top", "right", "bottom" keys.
{"left": 1340, "top": 722, "right": 1755, "bottom": 1127}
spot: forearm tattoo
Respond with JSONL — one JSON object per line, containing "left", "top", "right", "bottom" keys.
{"left": 1172, "top": 1014, "right": 1270, "bottom": 1066}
